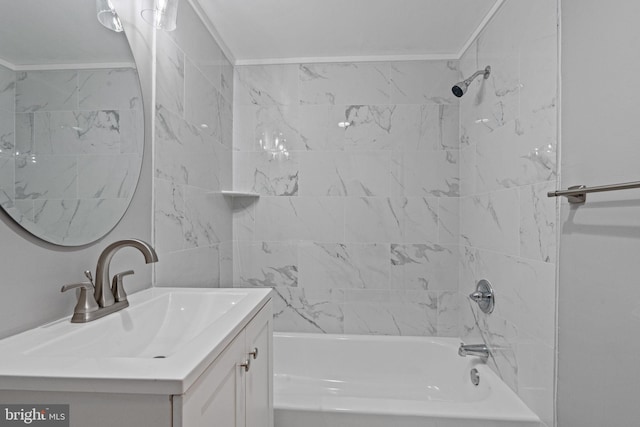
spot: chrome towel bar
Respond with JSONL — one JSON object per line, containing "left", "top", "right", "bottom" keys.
{"left": 547, "top": 181, "right": 640, "bottom": 204}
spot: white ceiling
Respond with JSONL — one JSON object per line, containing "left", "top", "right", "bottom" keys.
{"left": 193, "top": 0, "right": 502, "bottom": 65}
{"left": 0, "top": 0, "right": 134, "bottom": 69}
{"left": 0, "top": 0, "right": 502, "bottom": 69}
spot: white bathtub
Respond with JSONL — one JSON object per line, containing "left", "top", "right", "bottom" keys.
{"left": 274, "top": 333, "right": 541, "bottom": 427}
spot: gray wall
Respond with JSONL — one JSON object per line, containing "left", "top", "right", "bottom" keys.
{"left": 558, "top": 0, "right": 640, "bottom": 425}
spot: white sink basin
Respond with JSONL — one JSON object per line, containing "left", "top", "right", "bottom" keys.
{"left": 28, "top": 291, "right": 245, "bottom": 358}
{"left": 0, "top": 287, "right": 272, "bottom": 394}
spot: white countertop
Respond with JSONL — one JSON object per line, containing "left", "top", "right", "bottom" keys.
{"left": 0, "top": 287, "right": 272, "bottom": 395}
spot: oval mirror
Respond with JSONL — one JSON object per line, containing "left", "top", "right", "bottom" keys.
{"left": 0, "top": 0, "right": 144, "bottom": 246}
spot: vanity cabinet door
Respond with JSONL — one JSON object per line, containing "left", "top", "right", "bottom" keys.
{"left": 175, "top": 301, "right": 273, "bottom": 427}
{"left": 244, "top": 305, "right": 273, "bottom": 427}
{"left": 178, "top": 331, "right": 246, "bottom": 427}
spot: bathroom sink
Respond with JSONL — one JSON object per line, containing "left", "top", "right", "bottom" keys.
{"left": 27, "top": 291, "right": 245, "bottom": 358}
{"left": 0, "top": 287, "right": 272, "bottom": 394}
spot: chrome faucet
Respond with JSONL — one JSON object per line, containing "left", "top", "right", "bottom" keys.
{"left": 458, "top": 343, "right": 490, "bottom": 361}
{"left": 61, "top": 239, "right": 158, "bottom": 323}
{"left": 94, "top": 239, "right": 158, "bottom": 307}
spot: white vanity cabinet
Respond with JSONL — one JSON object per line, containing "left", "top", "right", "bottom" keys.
{"left": 0, "top": 289, "right": 273, "bottom": 427}
{"left": 176, "top": 302, "right": 273, "bottom": 427}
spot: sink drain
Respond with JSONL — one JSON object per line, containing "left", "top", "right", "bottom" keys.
{"left": 153, "top": 355, "right": 166, "bottom": 359}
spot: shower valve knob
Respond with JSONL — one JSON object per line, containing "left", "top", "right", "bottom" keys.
{"left": 469, "top": 279, "right": 495, "bottom": 314}
{"left": 469, "top": 291, "right": 491, "bottom": 301}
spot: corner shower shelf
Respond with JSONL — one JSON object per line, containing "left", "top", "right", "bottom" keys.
{"left": 220, "top": 191, "right": 260, "bottom": 198}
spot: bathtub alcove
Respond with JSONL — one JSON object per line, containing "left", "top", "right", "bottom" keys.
{"left": 273, "top": 333, "right": 541, "bottom": 427}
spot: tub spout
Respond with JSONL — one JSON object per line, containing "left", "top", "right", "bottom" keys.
{"left": 458, "top": 343, "right": 490, "bottom": 361}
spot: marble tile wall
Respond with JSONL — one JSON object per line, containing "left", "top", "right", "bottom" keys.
{"left": 153, "top": 0, "right": 234, "bottom": 286}
{"left": 0, "top": 66, "right": 143, "bottom": 245}
{"left": 458, "top": 1, "right": 558, "bottom": 425}
{"left": 232, "top": 60, "right": 462, "bottom": 335}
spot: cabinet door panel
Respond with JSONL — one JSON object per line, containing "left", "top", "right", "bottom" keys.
{"left": 180, "top": 332, "right": 246, "bottom": 427}
{"left": 245, "top": 305, "right": 273, "bottom": 427}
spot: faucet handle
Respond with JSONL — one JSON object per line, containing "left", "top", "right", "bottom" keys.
{"left": 112, "top": 270, "right": 134, "bottom": 303}
{"left": 84, "top": 270, "right": 94, "bottom": 284}
{"left": 61, "top": 282, "right": 99, "bottom": 315}
{"left": 61, "top": 282, "right": 93, "bottom": 293}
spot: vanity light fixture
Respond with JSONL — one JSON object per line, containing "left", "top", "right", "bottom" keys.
{"left": 96, "top": 0, "right": 124, "bottom": 32}
{"left": 141, "top": 0, "right": 180, "bottom": 31}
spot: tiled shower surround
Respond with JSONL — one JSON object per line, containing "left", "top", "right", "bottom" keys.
{"left": 231, "top": 1, "right": 557, "bottom": 424}
{"left": 458, "top": 1, "right": 558, "bottom": 425}
{"left": 152, "top": 1, "right": 234, "bottom": 286}
{"left": 232, "top": 61, "right": 462, "bottom": 336}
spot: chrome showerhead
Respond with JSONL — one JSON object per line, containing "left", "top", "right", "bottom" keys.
{"left": 452, "top": 66, "right": 491, "bottom": 98}
{"left": 452, "top": 80, "right": 470, "bottom": 98}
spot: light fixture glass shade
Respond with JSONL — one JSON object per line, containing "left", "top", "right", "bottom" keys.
{"left": 141, "top": 0, "right": 180, "bottom": 31}
{"left": 96, "top": 0, "right": 123, "bottom": 32}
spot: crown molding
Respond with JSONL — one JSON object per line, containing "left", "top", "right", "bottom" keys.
{"left": 0, "top": 57, "right": 135, "bottom": 72}
{"left": 235, "top": 53, "right": 459, "bottom": 66}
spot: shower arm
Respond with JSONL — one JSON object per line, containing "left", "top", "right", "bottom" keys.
{"left": 464, "top": 67, "right": 491, "bottom": 84}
